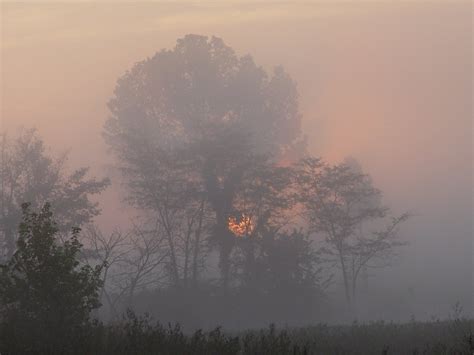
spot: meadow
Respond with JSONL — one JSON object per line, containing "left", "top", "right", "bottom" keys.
{"left": 53, "top": 313, "right": 474, "bottom": 355}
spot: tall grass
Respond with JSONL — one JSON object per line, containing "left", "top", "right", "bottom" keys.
{"left": 1, "top": 310, "right": 472, "bottom": 354}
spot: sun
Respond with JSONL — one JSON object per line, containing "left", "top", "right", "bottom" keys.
{"left": 227, "top": 214, "right": 254, "bottom": 237}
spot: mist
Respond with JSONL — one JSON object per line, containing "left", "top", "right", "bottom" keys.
{"left": 1, "top": 0, "right": 472, "bottom": 343}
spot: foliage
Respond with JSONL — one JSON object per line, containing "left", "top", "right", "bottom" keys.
{"left": 97, "top": 316, "right": 473, "bottom": 355}
{"left": 0, "top": 203, "right": 103, "bottom": 354}
{"left": 0, "top": 128, "right": 110, "bottom": 259}
{"left": 104, "top": 34, "right": 304, "bottom": 163}
{"left": 88, "top": 310, "right": 241, "bottom": 355}
{"left": 2, "top": 308, "right": 471, "bottom": 354}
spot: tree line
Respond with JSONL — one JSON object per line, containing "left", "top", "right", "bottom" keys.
{"left": 0, "top": 35, "right": 409, "bottom": 328}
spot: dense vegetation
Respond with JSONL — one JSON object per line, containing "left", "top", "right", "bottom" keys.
{"left": 2, "top": 312, "right": 473, "bottom": 354}
{"left": 82, "top": 316, "right": 472, "bottom": 355}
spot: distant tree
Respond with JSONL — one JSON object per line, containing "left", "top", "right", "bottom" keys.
{"left": 259, "top": 229, "right": 330, "bottom": 321}
{"left": 104, "top": 34, "right": 305, "bottom": 289}
{"left": 295, "top": 157, "right": 409, "bottom": 306}
{"left": 0, "top": 203, "right": 103, "bottom": 354}
{"left": 262, "top": 230, "right": 327, "bottom": 293}
{"left": 0, "top": 128, "right": 110, "bottom": 259}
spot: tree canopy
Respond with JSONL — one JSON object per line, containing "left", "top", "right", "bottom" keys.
{"left": 104, "top": 34, "right": 305, "bottom": 163}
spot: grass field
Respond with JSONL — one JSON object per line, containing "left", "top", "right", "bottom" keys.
{"left": 78, "top": 313, "right": 473, "bottom": 355}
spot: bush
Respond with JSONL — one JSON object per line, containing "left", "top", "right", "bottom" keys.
{"left": 0, "top": 203, "right": 103, "bottom": 354}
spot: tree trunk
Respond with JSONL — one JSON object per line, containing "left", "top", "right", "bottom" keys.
{"left": 218, "top": 219, "right": 233, "bottom": 291}
{"left": 5, "top": 227, "right": 14, "bottom": 260}
{"left": 166, "top": 233, "right": 180, "bottom": 287}
{"left": 183, "top": 230, "right": 190, "bottom": 288}
{"left": 243, "top": 238, "right": 256, "bottom": 288}
{"left": 160, "top": 210, "right": 180, "bottom": 288}
{"left": 338, "top": 251, "right": 351, "bottom": 306}
{"left": 351, "top": 276, "right": 357, "bottom": 306}
{"left": 213, "top": 199, "right": 234, "bottom": 291}
{"left": 191, "top": 199, "right": 205, "bottom": 287}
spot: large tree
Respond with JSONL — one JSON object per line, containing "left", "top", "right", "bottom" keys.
{"left": 0, "top": 128, "right": 110, "bottom": 259}
{"left": 104, "top": 34, "right": 305, "bottom": 288}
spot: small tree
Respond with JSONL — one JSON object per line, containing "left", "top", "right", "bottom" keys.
{"left": 0, "top": 203, "right": 103, "bottom": 354}
{"left": 295, "top": 157, "right": 409, "bottom": 307}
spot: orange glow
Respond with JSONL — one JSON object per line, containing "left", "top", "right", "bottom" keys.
{"left": 228, "top": 214, "right": 254, "bottom": 237}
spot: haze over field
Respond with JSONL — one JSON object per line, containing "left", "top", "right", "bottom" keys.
{"left": 1, "top": 1, "right": 472, "bottom": 323}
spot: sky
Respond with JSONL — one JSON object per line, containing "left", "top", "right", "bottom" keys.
{"left": 1, "top": 1, "right": 472, "bottom": 320}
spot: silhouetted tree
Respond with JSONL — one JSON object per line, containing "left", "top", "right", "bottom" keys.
{"left": 295, "top": 157, "right": 409, "bottom": 306}
{"left": 0, "top": 128, "right": 110, "bottom": 259}
{"left": 0, "top": 203, "right": 103, "bottom": 354}
{"left": 104, "top": 34, "right": 305, "bottom": 289}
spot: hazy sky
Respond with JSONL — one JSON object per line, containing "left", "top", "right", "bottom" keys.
{"left": 1, "top": 1, "right": 472, "bottom": 319}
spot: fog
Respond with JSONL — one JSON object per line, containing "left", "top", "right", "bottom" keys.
{"left": 1, "top": 1, "right": 472, "bottom": 327}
